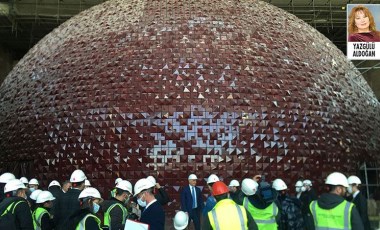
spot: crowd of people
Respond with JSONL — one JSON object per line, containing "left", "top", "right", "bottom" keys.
{"left": 0, "top": 169, "right": 373, "bottom": 230}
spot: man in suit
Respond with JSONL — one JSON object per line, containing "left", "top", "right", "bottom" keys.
{"left": 347, "top": 175, "right": 371, "bottom": 230}
{"left": 135, "top": 178, "right": 165, "bottom": 230}
{"left": 180, "top": 174, "right": 204, "bottom": 230}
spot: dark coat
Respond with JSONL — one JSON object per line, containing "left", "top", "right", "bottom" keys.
{"left": 277, "top": 194, "right": 305, "bottom": 230}
{"left": 140, "top": 200, "right": 165, "bottom": 230}
{"left": 0, "top": 196, "right": 34, "bottom": 230}
{"left": 349, "top": 192, "right": 371, "bottom": 230}
{"left": 54, "top": 188, "right": 81, "bottom": 227}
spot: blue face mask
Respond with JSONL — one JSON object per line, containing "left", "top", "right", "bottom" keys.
{"left": 92, "top": 202, "right": 100, "bottom": 214}
{"left": 29, "top": 188, "right": 35, "bottom": 193}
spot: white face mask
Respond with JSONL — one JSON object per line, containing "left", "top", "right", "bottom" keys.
{"left": 137, "top": 193, "right": 147, "bottom": 207}
{"left": 301, "top": 186, "right": 306, "bottom": 192}
{"left": 347, "top": 186, "right": 353, "bottom": 194}
{"left": 296, "top": 187, "right": 302, "bottom": 193}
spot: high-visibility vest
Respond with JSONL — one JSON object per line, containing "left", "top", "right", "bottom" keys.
{"left": 103, "top": 203, "right": 128, "bottom": 229}
{"left": 309, "top": 200, "right": 353, "bottom": 230}
{"left": 33, "top": 207, "right": 51, "bottom": 230}
{"left": 76, "top": 213, "right": 101, "bottom": 230}
{"left": 208, "top": 199, "right": 248, "bottom": 230}
{"left": 243, "top": 197, "right": 278, "bottom": 230}
{"left": 110, "top": 188, "right": 116, "bottom": 198}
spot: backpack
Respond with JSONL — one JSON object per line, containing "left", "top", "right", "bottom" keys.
{"left": 0, "top": 197, "right": 26, "bottom": 230}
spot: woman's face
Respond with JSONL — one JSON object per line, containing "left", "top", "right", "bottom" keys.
{"left": 355, "top": 10, "right": 370, "bottom": 32}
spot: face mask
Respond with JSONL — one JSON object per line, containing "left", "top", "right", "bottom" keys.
{"left": 347, "top": 186, "right": 353, "bottom": 194}
{"left": 301, "top": 186, "right": 306, "bottom": 192}
{"left": 296, "top": 187, "right": 301, "bottom": 193}
{"left": 29, "top": 188, "right": 35, "bottom": 192}
{"left": 137, "top": 193, "right": 147, "bottom": 207}
{"left": 92, "top": 202, "right": 100, "bottom": 214}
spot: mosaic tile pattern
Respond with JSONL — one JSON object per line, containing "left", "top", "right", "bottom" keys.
{"left": 0, "top": 0, "right": 380, "bottom": 214}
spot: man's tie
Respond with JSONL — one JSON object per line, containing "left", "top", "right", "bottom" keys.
{"left": 192, "top": 186, "right": 197, "bottom": 209}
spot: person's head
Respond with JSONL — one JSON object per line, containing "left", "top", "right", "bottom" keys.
{"left": 36, "top": 191, "right": 55, "bottom": 209}
{"left": 62, "top": 180, "right": 72, "bottom": 193}
{"left": 134, "top": 178, "right": 155, "bottom": 207}
{"left": 4, "top": 179, "right": 28, "bottom": 199}
{"left": 325, "top": 172, "right": 349, "bottom": 197}
{"left": 348, "top": 5, "right": 376, "bottom": 34}
{"left": 207, "top": 174, "right": 219, "bottom": 193}
{"left": 295, "top": 180, "right": 305, "bottom": 193}
{"left": 303, "top": 179, "right": 312, "bottom": 191}
{"left": 115, "top": 180, "right": 133, "bottom": 203}
{"left": 30, "top": 189, "right": 43, "bottom": 202}
{"left": 241, "top": 178, "right": 258, "bottom": 197}
{"left": 28, "top": 178, "right": 39, "bottom": 192}
{"left": 188, "top": 174, "right": 197, "bottom": 187}
{"left": 48, "top": 180, "right": 61, "bottom": 192}
{"left": 70, "top": 169, "right": 87, "bottom": 190}
{"left": 228, "top": 179, "right": 240, "bottom": 193}
{"left": 20, "top": 177, "right": 29, "bottom": 187}
{"left": 173, "top": 211, "right": 189, "bottom": 230}
{"left": 272, "top": 178, "right": 287, "bottom": 196}
{"left": 78, "top": 187, "right": 103, "bottom": 214}
{"left": 347, "top": 175, "right": 361, "bottom": 194}
{"left": 212, "top": 181, "right": 229, "bottom": 202}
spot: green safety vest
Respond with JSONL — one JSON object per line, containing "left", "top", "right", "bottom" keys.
{"left": 76, "top": 213, "right": 101, "bottom": 230}
{"left": 310, "top": 200, "right": 353, "bottom": 230}
{"left": 208, "top": 199, "right": 248, "bottom": 230}
{"left": 1, "top": 200, "right": 35, "bottom": 229}
{"left": 243, "top": 197, "right": 278, "bottom": 230}
{"left": 33, "top": 207, "right": 50, "bottom": 230}
{"left": 104, "top": 203, "right": 128, "bottom": 229}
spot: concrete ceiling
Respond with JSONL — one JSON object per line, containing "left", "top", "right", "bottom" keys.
{"left": 0, "top": 0, "right": 379, "bottom": 99}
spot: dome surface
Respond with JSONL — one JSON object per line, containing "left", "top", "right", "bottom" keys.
{"left": 0, "top": 0, "right": 379, "bottom": 208}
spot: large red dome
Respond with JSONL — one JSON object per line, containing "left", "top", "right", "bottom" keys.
{"left": 0, "top": 0, "right": 379, "bottom": 211}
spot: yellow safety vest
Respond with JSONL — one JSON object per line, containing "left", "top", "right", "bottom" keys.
{"left": 310, "top": 200, "right": 353, "bottom": 230}
{"left": 243, "top": 197, "right": 278, "bottom": 230}
{"left": 33, "top": 207, "right": 51, "bottom": 230}
{"left": 208, "top": 199, "right": 248, "bottom": 230}
{"left": 103, "top": 203, "right": 128, "bottom": 229}
{"left": 76, "top": 213, "right": 101, "bottom": 230}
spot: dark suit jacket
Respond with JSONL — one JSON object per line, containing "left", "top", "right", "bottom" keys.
{"left": 180, "top": 185, "right": 204, "bottom": 213}
{"left": 54, "top": 188, "right": 81, "bottom": 227}
{"left": 140, "top": 200, "right": 165, "bottom": 230}
{"left": 352, "top": 192, "right": 371, "bottom": 230}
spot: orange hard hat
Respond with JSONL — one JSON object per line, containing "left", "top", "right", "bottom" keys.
{"left": 212, "top": 181, "right": 229, "bottom": 196}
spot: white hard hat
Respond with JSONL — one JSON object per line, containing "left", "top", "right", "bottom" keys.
{"left": 325, "top": 172, "right": 349, "bottom": 187}
{"left": 70, "top": 169, "right": 87, "bottom": 183}
{"left": 272, "top": 178, "right": 288, "bottom": 191}
{"left": 4, "top": 179, "right": 26, "bottom": 193}
{"left": 29, "top": 178, "right": 39, "bottom": 185}
{"left": 347, "top": 176, "right": 361, "bottom": 185}
{"left": 36, "top": 191, "right": 55, "bottom": 204}
{"left": 0, "top": 173, "right": 16, "bottom": 183}
{"left": 30, "top": 189, "right": 43, "bottom": 201}
{"left": 174, "top": 211, "right": 189, "bottom": 230}
{"left": 241, "top": 178, "right": 258, "bottom": 196}
{"left": 20, "top": 177, "right": 29, "bottom": 184}
{"left": 78, "top": 187, "right": 102, "bottom": 201}
{"left": 147, "top": 176, "right": 156, "bottom": 185}
{"left": 116, "top": 180, "right": 133, "bottom": 194}
{"left": 295, "top": 180, "right": 303, "bottom": 187}
{"left": 229, "top": 179, "right": 240, "bottom": 187}
{"left": 134, "top": 178, "right": 155, "bottom": 196}
{"left": 188, "top": 174, "right": 197, "bottom": 180}
{"left": 115, "top": 178, "right": 123, "bottom": 185}
{"left": 207, "top": 174, "right": 220, "bottom": 184}
{"left": 303, "top": 179, "right": 312, "bottom": 186}
{"left": 85, "top": 180, "right": 91, "bottom": 186}
{"left": 48, "top": 180, "right": 61, "bottom": 188}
